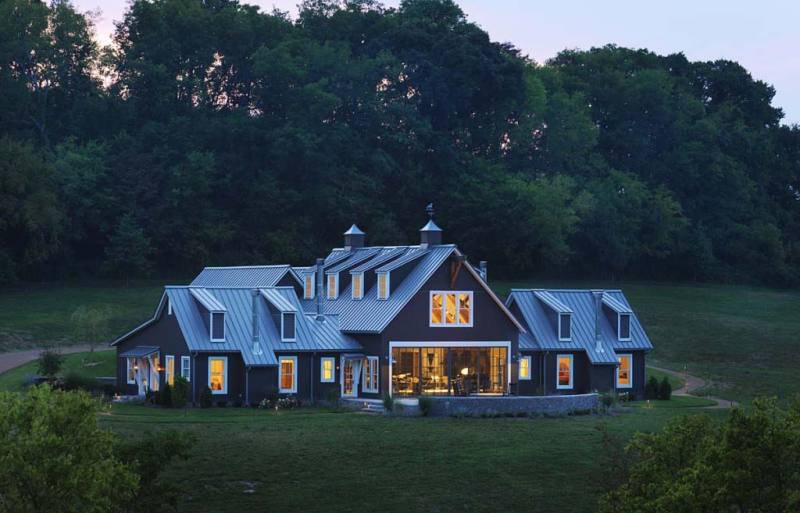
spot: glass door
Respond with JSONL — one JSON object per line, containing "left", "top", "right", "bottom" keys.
{"left": 342, "top": 359, "right": 358, "bottom": 397}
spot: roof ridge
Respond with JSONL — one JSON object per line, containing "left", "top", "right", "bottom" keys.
{"left": 510, "top": 288, "right": 624, "bottom": 293}
{"left": 200, "top": 264, "right": 291, "bottom": 270}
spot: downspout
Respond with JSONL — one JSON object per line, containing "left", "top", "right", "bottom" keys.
{"left": 245, "top": 367, "right": 250, "bottom": 406}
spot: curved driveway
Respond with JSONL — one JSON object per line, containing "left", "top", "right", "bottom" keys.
{"left": 0, "top": 345, "right": 100, "bottom": 374}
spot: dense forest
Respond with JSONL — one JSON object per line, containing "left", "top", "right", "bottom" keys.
{"left": 1, "top": 0, "right": 798, "bottom": 286}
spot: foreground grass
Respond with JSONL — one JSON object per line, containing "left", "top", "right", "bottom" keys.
{"left": 103, "top": 404, "right": 726, "bottom": 513}
{"left": 0, "top": 350, "right": 116, "bottom": 392}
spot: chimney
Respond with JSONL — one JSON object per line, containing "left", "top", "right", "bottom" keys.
{"left": 420, "top": 203, "right": 442, "bottom": 247}
{"left": 593, "top": 290, "right": 603, "bottom": 353}
{"left": 479, "top": 261, "right": 488, "bottom": 282}
{"left": 315, "top": 258, "right": 325, "bottom": 319}
{"left": 251, "top": 289, "right": 262, "bottom": 355}
{"left": 343, "top": 224, "right": 365, "bottom": 250}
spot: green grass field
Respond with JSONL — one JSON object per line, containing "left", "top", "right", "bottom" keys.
{"left": 0, "top": 349, "right": 116, "bottom": 392}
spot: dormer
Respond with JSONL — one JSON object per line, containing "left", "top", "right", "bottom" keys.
{"left": 190, "top": 288, "right": 227, "bottom": 342}
{"left": 374, "top": 247, "right": 429, "bottom": 300}
{"left": 558, "top": 312, "right": 572, "bottom": 341}
{"left": 602, "top": 293, "right": 633, "bottom": 341}
{"left": 281, "top": 312, "right": 296, "bottom": 342}
{"left": 303, "top": 272, "right": 315, "bottom": 300}
{"left": 533, "top": 290, "right": 572, "bottom": 342}
{"left": 377, "top": 271, "right": 390, "bottom": 300}
{"left": 352, "top": 272, "right": 364, "bottom": 299}
{"left": 326, "top": 272, "right": 339, "bottom": 300}
{"left": 260, "top": 288, "right": 299, "bottom": 343}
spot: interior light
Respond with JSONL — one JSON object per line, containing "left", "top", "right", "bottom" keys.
{"left": 460, "top": 367, "right": 469, "bottom": 376}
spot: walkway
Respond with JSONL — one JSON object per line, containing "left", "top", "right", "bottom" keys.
{"left": 0, "top": 345, "right": 100, "bottom": 374}
{"left": 649, "top": 365, "right": 738, "bottom": 409}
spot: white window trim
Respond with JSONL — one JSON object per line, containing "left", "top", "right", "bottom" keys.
{"left": 618, "top": 313, "right": 632, "bottom": 341}
{"left": 351, "top": 272, "right": 364, "bottom": 300}
{"left": 377, "top": 272, "right": 390, "bottom": 300}
{"left": 181, "top": 355, "right": 191, "bottom": 381}
{"left": 165, "top": 355, "right": 175, "bottom": 386}
{"left": 320, "top": 357, "right": 335, "bottom": 383}
{"left": 617, "top": 353, "right": 633, "bottom": 389}
{"left": 279, "top": 356, "right": 298, "bottom": 393}
{"left": 558, "top": 313, "right": 571, "bottom": 341}
{"left": 556, "top": 354, "right": 574, "bottom": 390}
{"left": 281, "top": 312, "right": 296, "bottom": 342}
{"left": 126, "top": 357, "right": 136, "bottom": 384}
{"left": 208, "top": 356, "right": 228, "bottom": 395}
{"left": 362, "top": 356, "right": 379, "bottom": 393}
{"left": 519, "top": 355, "right": 532, "bottom": 380}
{"left": 327, "top": 273, "right": 339, "bottom": 300}
{"left": 428, "top": 291, "right": 474, "bottom": 327}
{"left": 304, "top": 274, "right": 315, "bottom": 300}
{"left": 210, "top": 312, "right": 225, "bottom": 342}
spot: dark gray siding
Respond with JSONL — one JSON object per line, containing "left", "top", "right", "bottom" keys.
{"left": 590, "top": 365, "right": 616, "bottom": 393}
{"left": 193, "top": 352, "right": 246, "bottom": 404}
{"left": 517, "top": 352, "right": 543, "bottom": 396}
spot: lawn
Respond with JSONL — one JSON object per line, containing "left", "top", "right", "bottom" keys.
{"left": 102, "top": 403, "right": 727, "bottom": 513}
{"left": 0, "top": 349, "right": 116, "bottom": 392}
{"left": 645, "top": 366, "right": 685, "bottom": 391}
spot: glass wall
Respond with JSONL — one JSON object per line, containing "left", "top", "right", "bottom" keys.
{"left": 391, "top": 346, "right": 508, "bottom": 396}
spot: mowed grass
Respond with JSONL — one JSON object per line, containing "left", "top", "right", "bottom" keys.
{"left": 496, "top": 281, "right": 800, "bottom": 403}
{"left": 0, "top": 350, "right": 116, "bottom": 392}
{"left": 102, "top": 404, "right": 726, "bottom": 513}
{"left": 645, "top": 367, "right": 685, "bottom": 391}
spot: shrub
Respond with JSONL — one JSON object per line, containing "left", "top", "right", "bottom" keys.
{"left": 37, "top": 350, "right": 63, "bottom": 379}
{"left": 644, "top": 376, "right": 660, "bottom": 400}
{"left": 61, "top": 371, "right": 99, "bottom": 393}
{"left": 216, "top": 400, "right": 227, "bottom": 408}
{"left": 171, "top": 376, "right": 189, "bottom": 408}
{"left": 264, "top": 386, "right": 279, "bottom": 407}
{"left": 326, "top": 387, "right": 340, "bottom": 408}
{"left": 161, "top": 383, "right": 173, "bottom": 407}
{"left": 658, "top": 376, "right": 672, "bottom": 400}
{"left": 382, "top": 393, "right": 394, "bottom": 412}
{"left": 418, "top": 396, "right": 433, "bottom": 417}
{"left": 600, "top": 392, "right": 616, "bottom": 413}
{"left": 199, "top": 386, "right": 213, "bottom": 408}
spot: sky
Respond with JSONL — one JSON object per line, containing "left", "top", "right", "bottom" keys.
{"left": 74, "top": 0, "right": 800, "bottom": 124}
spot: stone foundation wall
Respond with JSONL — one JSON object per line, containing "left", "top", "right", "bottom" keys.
{"left": 426, "top": 393, "right": 599, "bottom": 417}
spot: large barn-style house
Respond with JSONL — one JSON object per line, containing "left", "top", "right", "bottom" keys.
{"left": 112, "top": 211, "right": 652, "bottom": 405}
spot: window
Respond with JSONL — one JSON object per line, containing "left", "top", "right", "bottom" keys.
{"left": 352, "top": 273, "right": 364, "bottom": 299}
{"left": 279, "top": 356, "right": 297, "bottom": 393}
{"left": 304, "top": 274, "right": 314, "bottom": 300}
{"left": 126, "top": 358, "right": 136, "bottom": 384}
{"left": 181, "top": 356, "right": 191, "bottom": 381}
{"left": 559, "top": 313, "right": 571, "bottom": 341}
{"left": 377, "top": 272, "right": 389, "bottom": 300}
{"left": 617, "top": 354, "right": 632, "bottom": 388}
{"left": 556, "top": 354, "right": 573, "bottom": 389}
{"left": 320, "top": 357, "right": 335, "bottom": 383}
{"left": 519, "top": 355, "right": 532, "bottom": 380}
{"left": 208, "top": 356, "right": 227, "bottom": 394}
{"left": 210, "top": 312, "right": 225, "bottom": 341}
{"left": 430, "top": 291, "right": 473, "bottom": 327}
{"left": 619, "top": 314, "right": 631, "bottom": 341}
{"left": 281, "top": 312, "right": 296, "bottom": 342}
{"left": 327, "top": 273, "right": 338, "bottom": 299}
{"left": 165, "top": 355, "right": 175, "bottom": 386}
{"left": 363, "top": 357, "right": 379, "bottom": 393}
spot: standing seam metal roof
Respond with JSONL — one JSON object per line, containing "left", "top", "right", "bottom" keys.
{"left": 191, "top": 265, "right": 296, "bottom": 288}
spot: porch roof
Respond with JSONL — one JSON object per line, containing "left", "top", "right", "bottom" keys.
{"left": 119, "top": 346, "right": 160, "bottom": 358}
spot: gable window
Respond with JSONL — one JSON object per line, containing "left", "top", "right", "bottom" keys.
{"left": 352, "top": 273, "right": 364, "bottom": 300}
{"left": 430, "top": 291, "right": 473, "bottom": 327}
{"left": 165, "top": 355, "right": 175, "bottom": 386}
{"left": 327, "top": 273, "right": 338, "bottom": 300}
{"left": 558, "top": 313, "right": 572, "bottom": 341}
{"left": 281, "top": 312, "right": 296, "bottom": 342}
{"left": 210, "top": 312, "right": 225, "bottom": 341}
{"left": 556, "top": 354, "right": 573, "bottom": 389}
{"left": 279, "top": 356, "right": 297, "bottom": 393}
{"left": 126, "top": 358, "right": 136, "bottom": 384}
{"left": 304, "top": 274, "right": 314, "bottom": 300}
{"left": 181, "top": 356, "right": 191, "bottom": 381}
{"left": 208, "top": 356, "right": 227, "bottom": 394}
{"left": 519, "top": 355, "right": 532, "bottom": 380}
{"left": 320, "top": 357, "right": 335, "bottom": 383}
{"left": 363, "top": 356, "right": 379, "bottom": 393}
{"left": 377, "top": 272, "right": 389, "bottom": 300}
{"left": 618, "top": 314, "right": 631, "bottom": 341}
{"left": 617, "top": 354, "right": 632, "bottom": 388}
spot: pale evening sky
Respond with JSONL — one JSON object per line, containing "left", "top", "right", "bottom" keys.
{"left": 73, "top": 0, "right": 800, "bottom": 125}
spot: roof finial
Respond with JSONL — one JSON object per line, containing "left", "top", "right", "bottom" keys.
{"left": 426, "top": 202, "right": 434, "bottom": 220}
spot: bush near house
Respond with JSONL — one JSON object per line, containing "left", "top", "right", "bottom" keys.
{"left": 199, "top": 386, "right": 213, "bottom": 408}
{"left": 644, "top": 376, "right": 660, "bottom": 400}
{"left": 161, "top": 383, "right": 173, "bottom": 407}
{"left": 658, "top": 377, "right": 672, "bottom": 400}
{"left": 172, "top": 376, "right": 189, "bottom": 408}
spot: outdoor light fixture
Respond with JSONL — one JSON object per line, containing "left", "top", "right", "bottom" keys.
{"left": 460, "top": 367, "right": 469, "bottom": 376}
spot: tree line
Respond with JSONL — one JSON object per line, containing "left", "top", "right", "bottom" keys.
{"left": 1, "top": 0, "right": 798, "bottom": 286}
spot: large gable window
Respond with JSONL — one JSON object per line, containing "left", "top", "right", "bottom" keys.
{"left": 430, "top": 291, "right": 473, "bottom": 327}
{"left": 617, "top": 354, "right": 632, "bottom": 388}
{"left": 618, "top": 314, "right": 631, "bottom": 341}
{"left": 519, "top": 355, "right": 532, "bottom": 380}
{"left": 281, "top": 312, "right": 296, "bottom": 342}
{"left": 558, "top": 313, "right": 572, "bottom": 341}
{"left": 210, "top": 312, "right": 225, "bottom": 341}
{"left": 327, "top": 273, "right": 338, "bottom": 300}
{"left": 304, "top": 274, "right": 314, "bottom": 300}
{"left": 377, "top": 272, "right": 389, "bottom": 300}
{"left": 208, "top": 356, "right": 227, "bottom": 394}
{"left": 320, "top": 357, "right": 335, "bottom": 383}
{"left": 279, "top": 356, "right": 297, "bottom": 393}
{"left": 352, "top": 273, "right": 364, "bottom": 300}
{"left": 556, "top": 354, "right": 573, "bottom": 389}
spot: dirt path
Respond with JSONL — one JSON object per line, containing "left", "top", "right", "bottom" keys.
{"left": 0, "top": 345, "right": 102, "bottom": 374}
{"left": 649, "top": 365, "right": 738, "bottom": 409}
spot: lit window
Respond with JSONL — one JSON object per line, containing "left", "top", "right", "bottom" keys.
{"left": 150, "top": 355, "right": 159, "bottom": 392}
{"left": 327, "top": 273, "right": 338, "bottom": 299}
{"left": 377, "top": 272, "right": 389, "bottom": 300}
{"left": 352, "top": 273, "right": 363, "bottom": 299}
{"left": 619, "top": 314, "right": 631, "bottom": 341}
{"left": 208, "top": 356, "right": 227, "bottom": 394}
{"left": 281, "top": 312, "right": 296, "bottom": 342}
{"left": 126, "top": 358, "right": 136, "bottom": 384}
{"left": 304, "top": 274, "right": 314, "bottom": 299}
{"left": 181, "top": 356, "right": 191, "bottom": 381}
{"left": 519, "top": 356, "right": 532, "bottom": 380}
{"left": 363, "top": 357, "right": 379, "bottom": 393}
{"left": 559, "top": 314, "right": 571, "bottom": 341}
{"left": 165, "top": 355, "right": 175, "bottom": 386}
{"left": 320, "top": 357, "right": 335, "bottom": 383}
{"left": 279, "top": 356, "right": 297, "bottom": 393}
{"left": 556, "top": 354, "right": 573, "bottom": 389}
{"left": 210, "top": 312, "right": 225, "bottom": 341}
{"left": 617, "top": 354, "right": 632, "bottom": 388}
{"left": 430, "top": 291, "right": 473, "bottom": 327}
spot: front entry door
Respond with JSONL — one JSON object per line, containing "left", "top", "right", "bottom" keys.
{"left": 341, "top": 359, "right": 363, "bottom": 398}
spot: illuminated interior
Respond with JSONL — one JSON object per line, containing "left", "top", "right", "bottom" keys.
{"left": 377, "top": 273, "right": 388, "bottom": 299}
{"left": 321, "top": 358, "right": 334, "bottom": 381}
{"left": 392, "top": 346, "right": 507, "bottom": 396}
{"left": 209, "top": 357, "right": 226, "bottom": 391}
{"left": 352, "top": 273, "right": 362, "bottom": 299}
{"left": 430, "top": 292, "right": 473, "bottom": 326}
{"left": 617, "top": 354, "right": 631, "bottom": 387}
{"left": 280, "top": 358, "right": 295, "bottom": 391}
{"left": 519, "top": 356, "right": 530, "bottom": 380}
{"left": 304, "top": 274, "right": 313, "bottom": 299}
{"left": 557, "top": 355, "right": 572, "bottom": 388}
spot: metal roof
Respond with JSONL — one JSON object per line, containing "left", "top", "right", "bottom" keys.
{"left": 191, "top": 265, "right": 296, "bottom": 288}
{"left": 189, "top": 288, "right": 226, "bottom": 312}
{"left": 119, "top": 346, "right": 160, "bottom": 358}
{"left": 602, "top": 294, "right": 632, "bottom": 314}
{"left": 420, "top": 219, "right": 442, "bottom": 232}
{"left": 343, "top": 224, "right": 365, "bottom": 235}
{"left": 349, "top": 247, "right": 409, "bottom": 273}
{"left": 533, "top": 290, "right": 572, "bottom": 314}
{"left": 376, "top": 247, "right": 429, "bottom": 272}
{"left": 506, "top": 289, "right": 652, "bottom": 364}
{"left": 260, "top": 288, "right": 297, "bottom": 313}
{"left": 326, "top": 247, "right": 381, "bottom": 274}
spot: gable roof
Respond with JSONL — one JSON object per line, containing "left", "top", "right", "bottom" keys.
{"left": 190, "top": 288, "right": 226, "bottom": 312}
{"left": 191, "top": 265, "right": 299, "bottom": 288}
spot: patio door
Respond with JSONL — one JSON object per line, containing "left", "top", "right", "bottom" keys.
{"left": 341, "top": 358, "right": 363, "bottom": 398}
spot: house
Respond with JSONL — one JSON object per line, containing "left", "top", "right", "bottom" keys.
{"left": 112, "top": 213, "right": 652, "bottom": 404}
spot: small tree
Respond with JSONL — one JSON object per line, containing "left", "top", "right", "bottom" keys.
{"left": 37, "top": 350, "right": 63, "bottom": 380}
{"left": 160, "top": 383, "right": 173, "bottom": 408}
{"left": 657, "top": 376, "right": 672, "bottom": 400}
{"left": 644, "top": 375, "right": 659, "bottom": 400}
{"left": 70, "top": 305, "right": 112, "bottom": 355}
{"left": 172, "top": 376, "right": 189, "bottom": 408}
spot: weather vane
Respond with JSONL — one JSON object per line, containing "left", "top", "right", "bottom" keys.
{"left": 426, "top": 203, "right": 434, "bottom": 219}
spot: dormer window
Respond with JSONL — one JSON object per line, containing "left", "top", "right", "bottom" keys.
{"left": 618, "top": 313, "right": 631, "bottom": 341}
{"left": 558, "top": 313, "right": 571, "bottom": 341}
{"left": 327, "top": 273, "right": 338, "bottom": 300}
{"left": 377, "top": 272, "right": 389, "bottom": 300}
{"left": 304, "top": 274, "right": 314, "bottom": 299}
{"left": 281, "top": 312, "right": 296, "bottom": 342}
{"left": 352, "top": 272, "right": 364, "bottom": 300}
{"left": 210, "top": 312, "right": 225, "bottom": 341}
